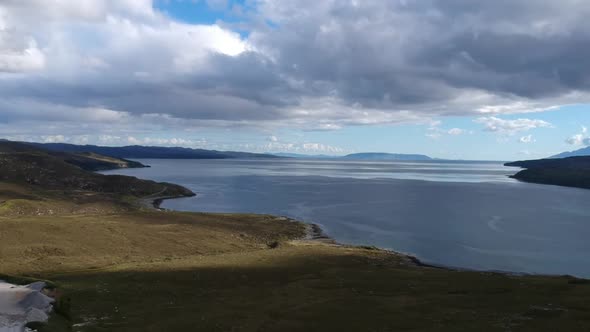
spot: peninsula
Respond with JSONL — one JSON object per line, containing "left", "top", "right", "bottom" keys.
{"left": 506, "top": 156, "right": 590, "bottom": 190}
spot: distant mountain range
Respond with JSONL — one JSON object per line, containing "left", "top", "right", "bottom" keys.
{"left": 21, "top": 142, "right": 433, "bottom": 161}
{"left": 551, "top": 146, "right": 590, "bottom": 158}
{"left": 8, "top": 142, "right": 432, "bottom": 162}
{"left": 0, "top": 140, "right": 147, "bottom": 171}
{"left": 27, "top": 142, "right": 280, "bottom": 160}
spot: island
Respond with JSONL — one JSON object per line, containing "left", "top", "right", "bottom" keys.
{"left": 505, "top": 156, "right": 590, "bottom": 189}
{"left": 1, "top": 140, "right": 589, "bottom": 331}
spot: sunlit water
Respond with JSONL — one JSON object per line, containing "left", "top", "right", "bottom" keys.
{"left": 103, "top": 159, "right": 590, "bottom": 278}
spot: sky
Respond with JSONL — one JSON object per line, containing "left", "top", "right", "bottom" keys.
{"left": 0, "top": 0, "right": 589, "bottom": 160}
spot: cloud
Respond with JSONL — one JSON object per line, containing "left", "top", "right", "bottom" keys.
{"left": 14, "top": 133, "right": 210, "bottom": 148}
{"left": 566, "top": 134, "right": 584, "bottom": 145}
{"left": 566, "top": 126, "right": 590, "bottom": 146}
{"left": 0, "top": 40, "right": 45, "bottom": 72}
{"left": 0, "top": 0, "right": 589, "bottom": 139}
{"left": 206, "top": 0, "right": 228, "bottom": 11}
{"left": 41, "top": 135, "right": 67, "bottom": 143}
{"left": 260, "top": 141, "right": 344, "bottom": 154}
{"left": 447, "top": 128, "right": 464, "bottom": 135}
{"left": 475, "top": 117, "right": 552, "bottom": 135}
{"left": 519, "top": 135, "right": 535, "bottom": 143}
{"left": 426, "top": 122, "right": 466, "bottom": 139}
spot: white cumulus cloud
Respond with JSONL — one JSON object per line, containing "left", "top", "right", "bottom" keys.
{"left": 519, "top": 135, "right": 535, "bottom": 143}
{"left": 447, "top": 128, "right": 464, "bottom": 135}
{"left": 475, "top": 117, "right": 552, "bottom": 135}
{"left": 566, "top": 126, "right": 590, "bottom": 146}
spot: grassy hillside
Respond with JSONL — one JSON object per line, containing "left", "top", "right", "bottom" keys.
{"left": 3, "top": 210, "right": 590, "bottom": 332}
{"left": 0, "top": 140, "right": 147, "bottom": 171}
{"left": 50, "top": 151, "right": 146, "bottom": 171}
{"left": 29, "top": 142, "right": 281, "bottom": 160}
{"left": 2, "top": 142, "right": 590, "bottom": 331}
{"left": 505, "top": 156, "right": 590, "bottom": 189}
{"left": 0, "top": 141, "right": 193, "bottom": 216}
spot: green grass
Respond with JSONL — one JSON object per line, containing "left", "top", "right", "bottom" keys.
{"left": 45, "top": 245, "right": 590, "bottom": 332}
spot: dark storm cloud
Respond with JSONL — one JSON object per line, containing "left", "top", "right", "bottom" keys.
{"left": 251, "top": 0, "right": 590, "bottom": 109}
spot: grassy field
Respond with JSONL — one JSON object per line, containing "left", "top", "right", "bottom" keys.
{"left": 2, "top": 200, "right": 590, "bottom": 331}
{"left": 41, "top": 244, "right": 590, "bottom": 332}
{"left": 2, "top": 145, "right": 590, "bottom": 331}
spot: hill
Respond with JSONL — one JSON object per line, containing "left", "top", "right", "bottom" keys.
{"left": 505, "top": 156, "right": 590, "bottom": 189}
{"left": 28, "top": 142, "right": 280, "bottom": 160}
{"left": 0, "top": 140, "right": 147, "bottom": 171}
{"left": 342, "top": 152, "right": 432, "bottom": 161}
{"left": 48, "top": 151, "right": 147, "bottom": 171}
{"left": 551, "top": 146, "right": 590, "bottom": 158}
{"left": 0, "top": 141, "right": 194, "bottom": 215}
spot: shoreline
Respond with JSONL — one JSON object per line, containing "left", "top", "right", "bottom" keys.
{"left": 279, "top": 217, "right": 452, "bottom": 271}
{"left": 144, "top": 192, "right": 587, "bottom": 280}
{"left": 142, "top": 193, "right": 197, "bottom": 211}
{"left": 251, "top": 216, "right": 587, "bottom": 278}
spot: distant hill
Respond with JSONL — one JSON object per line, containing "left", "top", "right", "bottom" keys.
{"left": 0, "top": 141, "right": 194, "bottom": 198}
{"left": 551, "top": 146, "right": 590, "bottom": 158}
{"left": 341, "top": 153, "right": 432, "bottom": 161}
{"left": 26, "top": 143, "right": 431, "bottom": 161}
{"left": 0, "top": 141, "right": 147, "bottom": 171}
{"left": 28, "top": 142, "right": 280, "bottom": 160}
{"left": 505, "top": 156, "right": 590, "bottom": 189}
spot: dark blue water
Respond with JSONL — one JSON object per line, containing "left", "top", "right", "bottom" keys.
{"left": 103, "top": 159, "right": 590, "bottom": 277}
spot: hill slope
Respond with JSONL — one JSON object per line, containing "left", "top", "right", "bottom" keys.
{"left": 0, "top": 140, "right": 147, "bottom": 171}
{"left": 0, "top": 141, "right": 194, "bottom": 215}
{"left": 551, "top": 146, "right": 590, "bottom": 158}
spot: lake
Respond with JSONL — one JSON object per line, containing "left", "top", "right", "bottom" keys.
{"left": 103, "top": 159, "right": 590, "bottom": 278}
